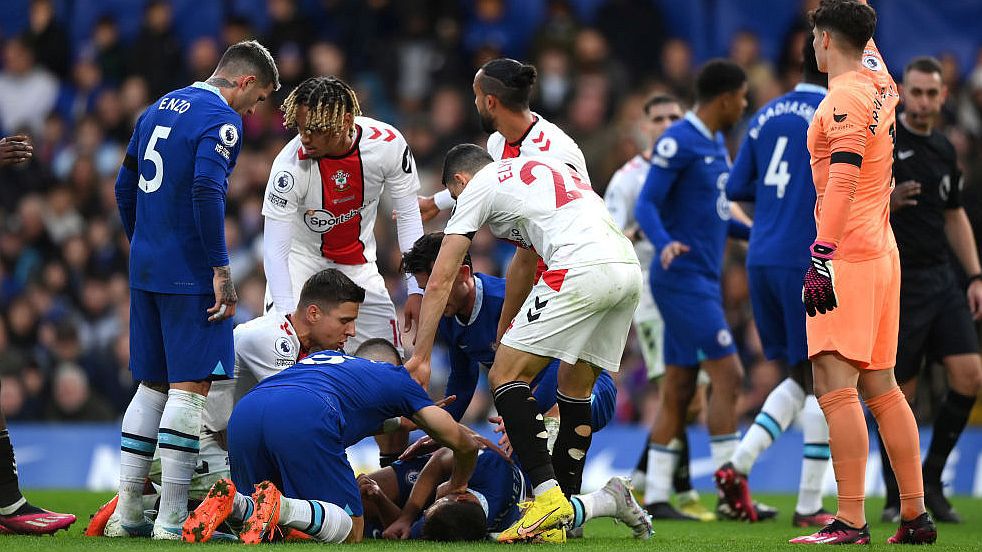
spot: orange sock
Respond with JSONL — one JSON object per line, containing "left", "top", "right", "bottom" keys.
{"left": 866, "top": 386, "right": 924, "bottom": 521}
{"left": 818, "top": 387, "right": 868, "bottom": 528}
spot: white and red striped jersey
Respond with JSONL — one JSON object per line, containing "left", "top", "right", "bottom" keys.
{"left": 261, "top": 116, "right": 420, "bottom": 265}
{"left": 486, "top": 112, "right": 590, "bottom": 184}
{"left": 445, "top": 155, "right": 637, "bottom": 270}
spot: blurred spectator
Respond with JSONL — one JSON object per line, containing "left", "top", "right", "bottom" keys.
{"left": 24, "top": 0, "right": 70, "bottom": 79}
{"left": 595, "top": 0, "right": 666, "bottom": 82}
{"left": 52, "top": 116, "right": 120, "bottom": 180}
{"left": 530, "top": 0, "right": 580, "bottom": 58}
{"left": 222, "top": 15, "right": 253, "bottom": 49}
{"left": 43, "top": 363, "right": 115, "bottom": 421}
{"left": 55, "top": 51, "right": 105, "bottom": 124}
{"left": 43, "top": 186, "right": 84, "bottom": 245}
{"left": 266, "top": 0, "right": 312, "bottom": 58}
{"left": 533, "top": 46, "right": 572, "bottom": 120}
{"left": 659, "top": 38, "right": 695, "bottom": 105}
{"left": 91, "top": 16, "right": 126, "bottom": 85}
{"left": 187, "top": 37, "right": 222, "bottom": 84}
{"left": 0, "top": 36, "right": 59, "bottom": 135}
{"left": 129, "top": 0, "right": 184, "bottom": 99}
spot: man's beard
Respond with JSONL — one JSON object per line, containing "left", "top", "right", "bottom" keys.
{"left": 479, "top": 111, "right": 497, "bottom": 134}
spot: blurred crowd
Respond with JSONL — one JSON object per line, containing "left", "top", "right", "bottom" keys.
{"left": 2, "top": 0, "right": 982, "bottom": 424}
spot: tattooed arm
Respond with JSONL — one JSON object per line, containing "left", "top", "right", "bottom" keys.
{"left": 208, "top": 265, "right": 238, "bottom": 322}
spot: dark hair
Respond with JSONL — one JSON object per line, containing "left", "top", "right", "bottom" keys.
{"left": 215, "top": 40, "right": 280, "bottom": 90}
{"left": 401, "top": 232, "right": 473, "bottom": 276}
{"left": 421, "top": 500, "right": 487, "bottom": 542}
{"left": 904, "top": 56, "right": 943, "bottom": 79}
{"left": 477, "top": 58, "right": 537, "bottom": 111}
{"left": 802, "top": 38, "right": 828, "bottom": 87}
{"left": 642, "top": 94, "right": 681, "bottom": 115}
{"left": 354, "top": 338, "right": 402, "bottom": 365}
{"left": 282, "top": 76, "right": 361, "bottom": 135}
{"left": 441, "top": 144, "right": 494, "bottom": 188}
{"left": 297, "top": 269, "right": 365, "bottom": 310}
{"left": 809, "top": 0, "right": 876, "bottom": 53}
{"left": 694, "top": 59, "right": 747, "bottom": 104}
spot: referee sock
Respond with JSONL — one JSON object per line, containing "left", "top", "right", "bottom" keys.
{"left": 643, "top": 440, "right": 680, "bottom": 505}
{"left": 797, "top": 395, "right": 830, "bottom": 515}
{"left": 923, "top": 390, "right": 976, "bottom": 486}
{"left": 731, "top": 378, "right": 804, "bottom": 474}
{"left": 157, "top": 389, "right": 206, "bottom": 528}
{"left": 492, "top": 381, "right": 557, "bottom": 495}
{"left": 867, "top": 387, "right": 924, "bottom": 521}
{"left": 819, "top": 387, "right": 868, "bottom": 528}
{"left": 118, "top": 384, "right": 167, "bottom": 525}
{"left": 280, "top": 497, "right": 352, "bottom": 543}
{"left": 552, "top": 392, "right": 593, "bottom": 496}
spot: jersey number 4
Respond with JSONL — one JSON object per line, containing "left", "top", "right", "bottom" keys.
{"left": 139, "top": 125, "right": 172, "bottom": 193}
{"left": 519, "top": 160, "right": 591, "bottom": 208}
{"left": 764, "top": 136, "right": 791, "bottom": 199}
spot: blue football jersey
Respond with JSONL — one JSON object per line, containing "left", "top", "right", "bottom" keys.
{"left": 636, "top": 112, "right": 741, "bottom": 295}
{"left": 120, "top": 82, "right": 243, "bottom": 294}
{"left": 467, "top": 450, "right": 525, "bottom": 532}
{"left": 253, "top": 350, "right": 434, "bottom": 447}
{"left": 728, "top": 84, "right": 826, "bottom": 268}
{"left": 438, "top": 272, "right": 556, "bottom": 420}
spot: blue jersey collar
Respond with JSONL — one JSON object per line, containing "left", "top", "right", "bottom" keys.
{"left": 458, "top": 274, "right": 484, "bottom": 326}
{"left": 684, "top": 111, "right": 715, "bottom": 141}
{"left": 192, "top": 81, "right": 230, "bottom": 105}
{"left": 794, "top": 83, "right": 829, "bottom": 96}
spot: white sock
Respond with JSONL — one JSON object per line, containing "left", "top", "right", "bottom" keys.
{"left": 631, "top": 469, "right": 646, "bottom": 493}
{"left": 156, "top": 389, "right": 206, "bottom": 527}
{"left": 533, "top": 479, "right": 559, "bottom": 496}
{"left": 731, "top": 378, "right": 805, "bottom": 474}
{"left": 710, "top": 433, "right": 740, "bottom": 470}
{"left": 797, "top": 395, "right": 830, "bottom": 514}
{"left": 230, "top": 492, "right": 254, "bottom": 523}
{"left": 280, "top": 497, "right": 353, "bottom": 543}
{"left": 118, "top": 385, "right": 167, "bottom": 525}
{"left": 570, "top": 488, "right": 618, "bottom": 528}
{"left": 643, "top": 441, "right": 680, "bottom": 504}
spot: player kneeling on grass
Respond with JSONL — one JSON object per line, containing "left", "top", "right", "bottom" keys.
{"left": 182, "top": 339, "right": 477, "bottom": 543}
{"left": 359, "top": 437, "right": 652, "bottom": 543}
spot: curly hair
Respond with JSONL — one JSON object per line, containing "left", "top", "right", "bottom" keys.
{"left": 281, "top": 76, "right": 361, "bottom": 136}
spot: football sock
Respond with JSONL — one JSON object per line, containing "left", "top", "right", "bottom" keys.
{"left": 710, "top": 432, "right": 739, "bottom": 470}
{"left": 157, "top": 389, "right": 206, "bottom": 527}
{"left": 923, "top": 390, "right": 975, "bottom": 486}
{"left": 0, "top": 429, "right": 25, "bottom": 514}
{"left": 552, "top": 392, "right": 593, "bottom": 496}
{"left": 230, "top": 492, "right": 254, "bottom": 523}
{"left": 280, "top": 497, "right": 353, "bottom": 543}
{"left": 866, "top": 387, "right": 924, "bottom": 521}
{"left": 819, "top": 387, "right": 867, "bottom": 528}
{"left": 732, "top": 377, "right": 805, "bottom": 474}
{"left": 569, "top": 489, "right": 617, "bottom": 528}
{"left": 798, "top": 395, "right": 830, "bottom": 515}
{"left": 672, "top": 430, "right": 693, "bottom": 493}
{"left": 631, "top": 435, "right": 650, "bottom": 492}
{"left": 492, "top": 381, "right": 556, "bottom": 494}
{"left": 877, "top": 429, "right": 900, "bottom": 509}
{"left": 643, "top": 439, "right": 680, "bottom": 504}
{"left": 118, "top": 384, "right": 167, "bottom": 525}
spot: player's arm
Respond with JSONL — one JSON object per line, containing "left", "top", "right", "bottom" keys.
{"left": 262, "top": 159, "right": 304, "bottom": 313}
{"left": 726, "top": 132, "right": 758, "bottom": 203}
{"left": 386, "top": 136, "right": 426, "bottom": 333}
{"left": 114, "top": 113, "right": 146, "bottom": 241}
{"left": 727, "top": 203, "right": 752, "bottom": 241}
{"left": 411, "top": 405, "right": 478, "bottom": 494}
{"left": 418, "top": 190, "right": 457, "bottom": 222}
{"left": 442, "top": 348, "right": 480, "bottom": 422}
{"left": 194, "top": 120, "right": 241, "bottom": 322}
{"left": 943, "top": 169, "right": 982, "bottom": 317}
{"left": 382, "top": 449, "right": 454, "bottom": 540}
{"left": 604, "top": 170, "right": 643, "bottom": 241}
{"left": 636, "top": 136, "right": 690, "bottom": 268}
{"left": 496, "top": 246, "right": 539, "bottom": 344}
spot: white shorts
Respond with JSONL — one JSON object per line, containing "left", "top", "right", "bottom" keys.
{"left": 634, "top": 273, "right": 665, "bottom": 380}
{"left": 265, "top": 257, "right": 402, "bottom": 355}
{"left": 501, "top": 262, "right": 642, "bottom": 372}
{"left": 149, "top": 432, "right": 229, "bottom": 501}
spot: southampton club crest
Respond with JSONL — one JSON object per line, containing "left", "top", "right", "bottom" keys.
{"left": 332, "top": 169, "right": 351, "bottom": 192}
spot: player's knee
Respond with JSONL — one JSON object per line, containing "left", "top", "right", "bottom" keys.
{"left": 318, "top": 510, "right": 354, "bottom": 543}
{"left": 946, "top": 355, "right": 982, "bottom": 396}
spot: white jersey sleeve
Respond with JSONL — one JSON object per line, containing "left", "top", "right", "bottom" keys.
{"left": 261, "top": 135, "right": 312, "bottom": 222}
{"left": 381, "top": 129, "right": 420, "bottom": 199}
{"left": 444, "top": 168, "right": 498, "bottom": 238}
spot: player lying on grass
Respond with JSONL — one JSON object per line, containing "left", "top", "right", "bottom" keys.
{"left": 400, "top": 232, "right": 617, "bottom": 444}
{"left": 85, "top": 268, "right": 365, "bottom": 537}
{"left": 358, "top": 437, "right": 652, "bottom": 542}
{"left": 181, "top": 339, "right": 477, "bottom": 544}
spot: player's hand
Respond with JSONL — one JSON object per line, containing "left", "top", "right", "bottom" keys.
{"left": 0, "top": 135, "right": 32, "bottom": 166}
{"left": 802, "top": 241, "right": 837, "bottom": 317}
{"left": 399, "top": 435, "right": 439, "bottom": 461}
{"left": 487, "top": 416, "right": 513, "bottom": 456}
{"left": 967, "top": 279, "right": 982, "bottom": 320}
{"left": 890, "top": 180, "right": 920, "bottom": 211}
{"left": 207, "top": 265, "right": 237, "bottom": 322}
{"left": 474, "top": 434, "right": 513, "bottom": 462}
{"left": 405, "top": 355, "right": 431, "bottom": 388}
{"left": 382, "top": 518, "right": 412, "bottom": 540}
{"left": 403, "top": 293, "right": 422, "bottom": 340}
{"left": 418, "top": 195, "right": 439, "bottom": 223}
{"left": 660, "top": 240, "right": 690, "bottom": 269}
{"left": 357, "top": 474, "right": 382, "bottom": 498}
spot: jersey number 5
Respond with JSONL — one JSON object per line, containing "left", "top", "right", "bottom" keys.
{"left": 764, "top": 135, "right": 791, "bottom": 199}
{"left": 139, "top": 125, "right": 172, "bottom": 193}
{"left": 519, "top": 160, "right": 591, "bottom": 208}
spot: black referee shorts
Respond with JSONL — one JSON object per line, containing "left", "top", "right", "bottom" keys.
{"left": 895, "top": 264, "right": 979, "bottom": 384}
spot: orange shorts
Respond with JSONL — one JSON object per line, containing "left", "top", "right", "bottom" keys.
{"left": 806, "top": 248, "right": 900, "bottom": 370}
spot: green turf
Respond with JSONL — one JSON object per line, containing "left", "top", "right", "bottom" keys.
{"left": 1, "top": 491, "right": 978, "bottom": 550}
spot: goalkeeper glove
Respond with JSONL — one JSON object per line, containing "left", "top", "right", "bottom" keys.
{"left": 803, "top": 240, "right": 837, "bottom": 317}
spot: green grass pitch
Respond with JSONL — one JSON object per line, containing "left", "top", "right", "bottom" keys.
{"left": 1, "top": 491, "right": 979, "bottom": 550}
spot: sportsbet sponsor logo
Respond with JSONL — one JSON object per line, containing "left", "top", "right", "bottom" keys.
{"left": 304, "top": 208, "right": 361, "bottom": 233}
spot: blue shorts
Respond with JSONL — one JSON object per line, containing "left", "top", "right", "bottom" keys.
{"left": 747, "top": 266, "right": 808, "bottom": 365}
{"left": 227, "top": 387, "right": 363, "bottom": 516}
{"left": 129, "top": 289, "right": 233, "bottom": 383}
{"left": 532, "top": 362, "right": 615, "bottom": 431}
{"left": 652, "top": 285, "right": 736, "bottom": 366}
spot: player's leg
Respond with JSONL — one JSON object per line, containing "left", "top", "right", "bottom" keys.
{"left": 792, "top": 362, "right": 833, "bottom": 526}
{"left": 629, "top": 286, "right": 665, "bottom": 490}
{"left": 569, "top": 476, "right": 653, "bottom": 539}
{"left": 154, "top": 293, "right": 232, "bottom": 538}
{"left": 552, "top": 359, "right": 600, "bottom": 496}
{"left": 644, "top": 364, "right": 697, "bottom": 512}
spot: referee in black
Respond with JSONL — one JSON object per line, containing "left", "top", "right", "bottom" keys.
{"left": 880, "top": 56, "right": 982, "bottom": 524}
